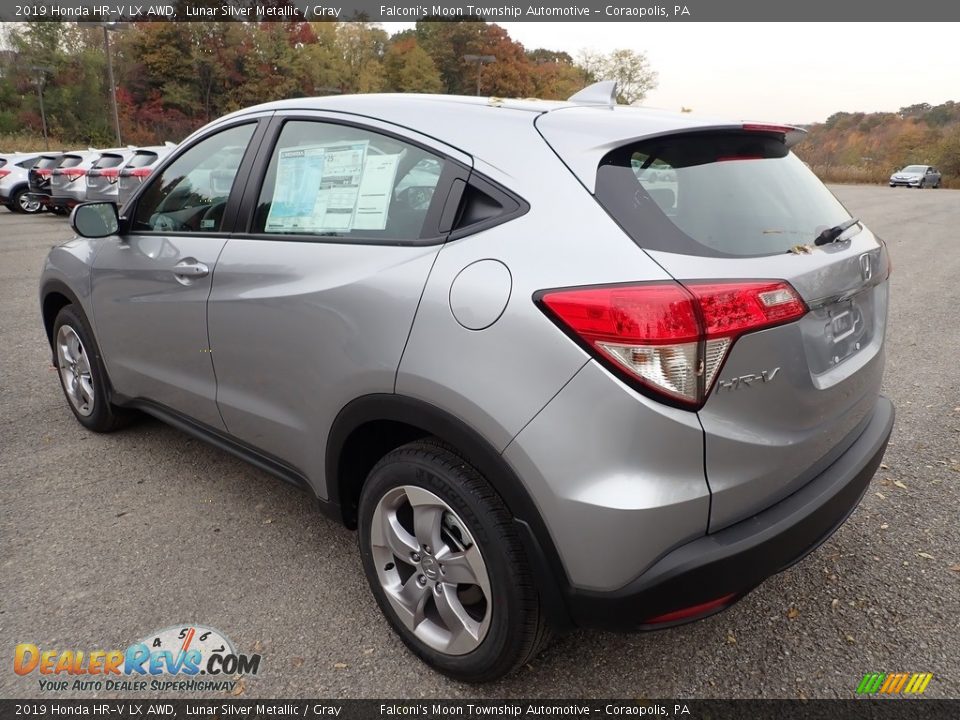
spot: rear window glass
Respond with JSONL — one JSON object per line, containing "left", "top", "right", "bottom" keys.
{"left": 0, "top": 159, "right": 6, "bottom": 169}
{"left": 127, "top": 151, "right": 158, "bottom": 168}
{"left": 36, "top": 156, "right": 61, "bottom": 169}
{"left": 59, "top": 156, "right": 83, "bottom": 169}
{"left": 595, "top": 131, "right": 852, "bottom": 257}
{"left": 93, "top": 154, "right": 124, "bottom": 169}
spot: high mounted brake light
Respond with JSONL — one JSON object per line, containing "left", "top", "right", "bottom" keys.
{"left": 537, "top": 280, "right": 807, "bottom": 409}
{"left": 742, "top": 122, "right": 807, "bottom": 149}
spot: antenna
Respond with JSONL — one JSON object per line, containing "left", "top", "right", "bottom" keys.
{"left": 568, "top": 81, "right": 618, "bottom": 107}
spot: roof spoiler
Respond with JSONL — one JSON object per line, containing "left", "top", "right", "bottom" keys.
{"left": 741, "top": 122, "right": 807, "bottom": 149}
{"left": 568, "top": 81, "right": 618, "bottom": 108}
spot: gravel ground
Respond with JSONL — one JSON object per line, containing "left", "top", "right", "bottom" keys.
{"left": 1, "top": 185, "right": 957, "bottom": 700}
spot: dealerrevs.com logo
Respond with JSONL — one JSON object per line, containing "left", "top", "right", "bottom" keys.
{"left": 856, "top": 672, "right": 934, "bottom": 696}
{"left": 14, "top": 624, "right": 262, "bottom": 693}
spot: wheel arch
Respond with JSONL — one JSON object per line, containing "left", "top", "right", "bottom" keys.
{"left": 326, "top": 393, "right": 573, "bottom": 625}
{"left": 41, "top": 280, "right": 83, "bottom": 364}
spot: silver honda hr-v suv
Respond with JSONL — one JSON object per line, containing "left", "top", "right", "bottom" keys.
{"left": 40, "top": 83, "right": 894, "bottom": 682}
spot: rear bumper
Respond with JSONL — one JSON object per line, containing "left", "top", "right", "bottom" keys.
{"left": 51, "top": 195, "right": 80, "bottom": 209}
{"left": 565, "top": 394, "right": 894, "bottom": 630}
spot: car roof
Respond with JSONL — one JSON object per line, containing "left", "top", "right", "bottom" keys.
{"left": 220, "top": 93, "right": 741, "bottom": 139}
{"left": 209, "top": 93, "right": 751, "bottom": 182}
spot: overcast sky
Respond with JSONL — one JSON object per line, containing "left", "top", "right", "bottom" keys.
{"left": 385, "top": 22, "right": 958, "bottom": 124}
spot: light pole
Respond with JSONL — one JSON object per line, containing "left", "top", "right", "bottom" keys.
{"left": 462, "top": 54, "right": 496, "bottom": 96}
{"left": 100, "top": 22, "right": 129, "bottom": 146}
{"left": 29, "top": 65, "right": 52, "bottom": 150}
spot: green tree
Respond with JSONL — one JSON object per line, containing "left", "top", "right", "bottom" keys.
{"left": 577, "top": 48, "right": 658, "bottom": 104}
{"left": 383, "top": 37, "right": 444, "bottom": 93}
{"left": 336, "top": 22, "right": 388, "bottom": 93}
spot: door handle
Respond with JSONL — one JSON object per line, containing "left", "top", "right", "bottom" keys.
{"left": 173, "top": 259, "right": 209, "bottom": 279}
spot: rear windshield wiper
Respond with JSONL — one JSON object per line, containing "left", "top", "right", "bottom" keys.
{"left": 814, "top": 218, "right": 860, "bottom": 246}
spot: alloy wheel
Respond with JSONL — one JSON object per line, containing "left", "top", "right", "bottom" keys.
{"left": 369, "top": 485, "right": 492, "bottom": 655}
{"left": 57, "top": 325, "right": 95, "bottom": 416}
{"left": 17, "top": 192, "right": 42, "bottom": 213}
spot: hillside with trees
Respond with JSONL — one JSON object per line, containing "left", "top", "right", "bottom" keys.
{"left": 2, "top": 21, "right": 956, "bottom": 189}
{"left": 794, "top": 102, "right": 960, "bottom": 187}
{"left": 0, "top": 20, "right": 654, "bottom": 148}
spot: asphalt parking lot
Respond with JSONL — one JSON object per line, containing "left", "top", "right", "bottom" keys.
{"left": 1, "top": 185, "right": 958, "bottom": 700}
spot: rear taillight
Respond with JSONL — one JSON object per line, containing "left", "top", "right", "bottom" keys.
{"left": 537, "top": 280, "right": 807, "bottom": 409}
{"left": 101, "top": 168, "right": 120, "bottom": 184}
{"left": 129, "top": 167, "right": 152, "bottom": 183}
{"left": 64, "top": 169, "right": 86, "bottom": 183}
{"left": 0, "top": 169, "right": 9, "bottom": 179}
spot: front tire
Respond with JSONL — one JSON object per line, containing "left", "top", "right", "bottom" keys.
{"left": 12, "top": 188, "right": 43, "bottom": 214}
{"left": 53, "top": 304, "right": 132, "bottom": 433}
{"left": 357, "top": 440, "right": 550, "bottom": 682}
{"left": 917, "top": 179, "right": 925, "bottom": 189}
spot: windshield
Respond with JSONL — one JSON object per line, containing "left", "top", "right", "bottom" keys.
{"left": 595, "top": 131, "right": 852, "bottom": 257}
{"left": 901, "top": 165, "right": 926, "bottom": 173}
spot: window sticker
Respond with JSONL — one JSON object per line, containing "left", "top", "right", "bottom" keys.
{"left": 265, "top": 141, "right": 369, "bottom": 233}
{"left": 353, "top": 154, "right": 401, "bottom": 231}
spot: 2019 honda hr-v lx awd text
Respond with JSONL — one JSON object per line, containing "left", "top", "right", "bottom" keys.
{"left": 41, "top": 82, "right": 894, "bottom": 682}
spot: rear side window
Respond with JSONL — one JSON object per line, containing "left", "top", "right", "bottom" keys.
{"left": 595, "top": 131, "right": 852, "bottom": 257}
{"left": 252, "top": 120, "right": 448, "bottom": 241}
{"left": 127, "top": 151, "right": 158, "bottom": 168}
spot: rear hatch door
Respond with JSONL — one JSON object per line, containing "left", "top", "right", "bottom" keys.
{"left": 51, "top": 154, "right": 85, "bottom": 196}
{"left": 87, "top": 152, "right": 125, "bottom": 198}
{"left": 29, "top": 154, "right": 61, "bottom": 193}
{"left": 539, "top": 114, "right": 890, "bottom": 530}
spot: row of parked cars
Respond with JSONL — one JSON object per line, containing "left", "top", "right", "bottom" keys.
{"left": 0, "top": 143, "right": 176, "bottom": 215}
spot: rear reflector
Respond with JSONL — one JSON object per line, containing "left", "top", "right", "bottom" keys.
{"left": 538, "top": 280, "right": 807, "bottom": 409}
{"left": 642, "top": 593, "right": 738, "bottom": 625}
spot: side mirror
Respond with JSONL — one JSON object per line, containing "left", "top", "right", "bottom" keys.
{"left": 71, "top": 202, "right": 120, "bottom": 238}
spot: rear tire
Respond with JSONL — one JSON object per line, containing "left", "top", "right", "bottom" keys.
{"left": 52, "top": 304, "right": 133, "bottom": 433}
{"left": 357, "top": 440, "right": 551, "bottom": 682}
